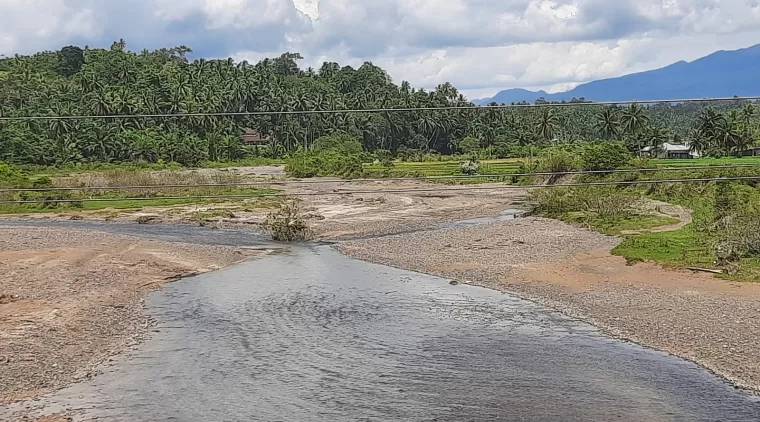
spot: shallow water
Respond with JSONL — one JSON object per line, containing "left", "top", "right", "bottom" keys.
{"left": 0, "top": 219, "right": 272, "bottom": 247}
{"left": 4, "top": 244, "right": 759, "bottom": 421}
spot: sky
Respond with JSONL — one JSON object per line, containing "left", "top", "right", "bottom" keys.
{"left": 1, "top": 0, "right": 760, "bottom": 100}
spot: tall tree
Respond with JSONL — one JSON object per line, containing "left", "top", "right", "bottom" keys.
{"left": 594, "top": 107, "right": 620, "bottom": 139}
{"left": 535, "top": 108, "right": 559, "bottom": 141}
{"left": 621, "top": 103, "right": 650, "bottom": 155}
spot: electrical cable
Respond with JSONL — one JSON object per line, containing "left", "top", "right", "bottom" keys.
{"left": 0, "top": 96, "right": 758, "bottom": 121}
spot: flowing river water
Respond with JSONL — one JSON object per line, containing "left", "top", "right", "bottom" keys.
{"left": 3, "top": 220, "right": 760, "bottom": 421}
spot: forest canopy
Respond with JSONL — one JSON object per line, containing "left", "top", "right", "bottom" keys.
{"left": 0, "top": 41, "right": 758, "bottom": 167}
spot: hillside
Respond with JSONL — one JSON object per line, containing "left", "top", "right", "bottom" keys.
{"left": 476, "top": 44, "right": 760, "bottom": 104}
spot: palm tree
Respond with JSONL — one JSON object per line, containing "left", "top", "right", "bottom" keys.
{"left": 688, "top": 128, "right": 710, "bottom": 157}
{"left": 643, "top": 125, "right": 670, "bottom": 157}
{"left": 742, "top": 103, "right": 756, "bottom": 127}
{"left": 715, "top": 118, "right": 744, "bottom": 156}
{"left": 535, "top": 108, "right": 559, "bottom": 141}
{"left": 621, "top": 103, "right": 650, "bottom": 155}
{"left": 594, "top": 107, "right": 620, "bottom": 139}
{"left": 695, "top": 107, "right": 724, "bottom": 139}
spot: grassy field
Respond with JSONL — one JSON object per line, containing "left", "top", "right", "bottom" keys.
{"left": 0, "top": 187, "right": 278, "bottom": 215}
{"left": 0, "top": 167, "right": 279, "bottom": 215}
{"left": 21, "top": 157, "right": 285, "bottom": 176}
{"left": 363, "top": 156, "right": 760, "bottom": 178}
{"left": 364, "top": 159, "right": 524, "bottom": 177}
{"left": 650, "top": 157, "right": 760, "bottom": 167}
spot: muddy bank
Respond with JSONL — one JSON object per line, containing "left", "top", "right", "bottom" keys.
{"left": 338, "top": 216, "right": 760, "bottom": 392}
{"left": 0, "top": 225, "right": 267, "bottom": 404}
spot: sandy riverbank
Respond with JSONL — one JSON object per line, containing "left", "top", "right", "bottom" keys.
{"left": 1, "top": 179, "right": 528, "bottom": 241}
{"left": 0, "top": 226, "right": 264, "bottom": 405}
{"left": 338, "top": 216, "right": 760, "bottom": 391}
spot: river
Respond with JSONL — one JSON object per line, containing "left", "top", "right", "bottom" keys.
{"left": 2, "top": 223, "right": 758, "bottom": 421}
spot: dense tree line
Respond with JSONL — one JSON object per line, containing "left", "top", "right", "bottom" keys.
{"left": 0, "top": 41, "right": 758, "bottom": 166}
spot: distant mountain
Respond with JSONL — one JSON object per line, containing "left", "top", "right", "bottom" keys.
{"left": 475, "top": 44, "right": 760, "bottom": 105}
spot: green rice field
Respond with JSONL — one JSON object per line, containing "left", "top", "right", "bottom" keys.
{"left": 364, "top": 156, "right": 760, "bottom": 178}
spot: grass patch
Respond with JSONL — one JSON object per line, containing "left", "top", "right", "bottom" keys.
{"left": 650, "top": 157, "right": 760, "bottom": 167}
{"left": 612, "top": 226, "right": 708, "bottom": 264}
{"left": 21, "top": 157, "right": 285, "bottom": 177}
{"left": 612, "top": 219, "right": 760, "bottom": 282}
{"left": 197, "top": 158, "right": 285, "bottom": 168}
{"left": 8, "top": 198, "right": 201, "bottom": 214}
{"left": 0, "top": 197, "right": 267, "bottom": 214}
{"left": 360, "top": 156, "right": 760, "bottom": 179}
{"left": 2, "top": 164, "right": 282, "bottom": 215}
{"left": 363, "top": 158, "right": 522, "bottom": 178}
{"left": 0, "top": 188, "right": 277, "bottom": 214}
{"left": 563, "top": 212, "right": 680, "bottom": 236}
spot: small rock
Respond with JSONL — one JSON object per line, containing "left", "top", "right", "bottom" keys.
{"left": 449, "top": 280, "right": 459, "bottom": 286}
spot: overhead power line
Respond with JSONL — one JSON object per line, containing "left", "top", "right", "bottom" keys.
{"left": 2, "top": 175, "right": 760, "bottom": 204}
{"left": 0, "top": 96, "right": 759, "bottom": 121}
{"left": 1, "top": 163, "right": 758, "bottom": 193}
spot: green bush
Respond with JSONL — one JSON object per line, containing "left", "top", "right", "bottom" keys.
{"left": 375, "top": 149, "right": 394, "bottom": 167}
{"left": 0, "top": 162, "right": 25, "bottom": 187}
{"left": 312, "top": 134, "right": 363, "bottom": 155}
{"left": 0, "top": 162, "right": 53, "bottom": 189}
{"left": 263, "top": 200, "right": 313, "bottom": 242}
{"left": 537, "top": 148, "right": 581, "bottom": 173}
{"left": 460, "top": 157, "right": 479, "bottom": 175}
{"left": 629, "top": 157, "right": 656, "bottom": 169}
{"left": 529, "top": 186, "right": 639, "bottom": 220}
{"left": 456, "top": 137, "right": 481, "bottom": 155}
{"left": 285, "top": 150, "right": 365, "bottom": 179}
{"left": 581, "top": 141, "right": 632, "bottom": 171}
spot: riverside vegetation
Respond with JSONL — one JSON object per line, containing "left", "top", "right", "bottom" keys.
{"left": 525, "top": 148, "right": 760, "bottom": 281}
{"left": 1, "top": 40, "right": 759, "bottom": 170}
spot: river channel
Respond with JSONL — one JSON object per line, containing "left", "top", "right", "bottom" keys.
{"left": 2, "top": 221, "right": 760, "bottom": 421}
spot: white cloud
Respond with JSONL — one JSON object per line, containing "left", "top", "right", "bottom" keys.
{"left": 2, "top": 0, "right": 760, "bottom": 99}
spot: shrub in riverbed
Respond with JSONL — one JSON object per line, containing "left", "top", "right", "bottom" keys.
{"left": 263, "top": 200, "right": 313, "bottom": 242}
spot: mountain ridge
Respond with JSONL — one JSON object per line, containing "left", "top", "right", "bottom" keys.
{"left": 475, "top": 44, "right": 760, "bottom": 105}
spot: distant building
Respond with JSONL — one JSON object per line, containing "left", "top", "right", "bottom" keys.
{"left": 241, "top": 129, "right": 268, "bottom": 145}
{"left": 741, "top": 146, "right": 760, "bottom": 157}
{"left": 641, "top": 143, "right": 699, "bottom": 159}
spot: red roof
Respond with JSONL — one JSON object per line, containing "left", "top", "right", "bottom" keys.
{"left": 242, "top": 129, "right": 267, "bottom": 144}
